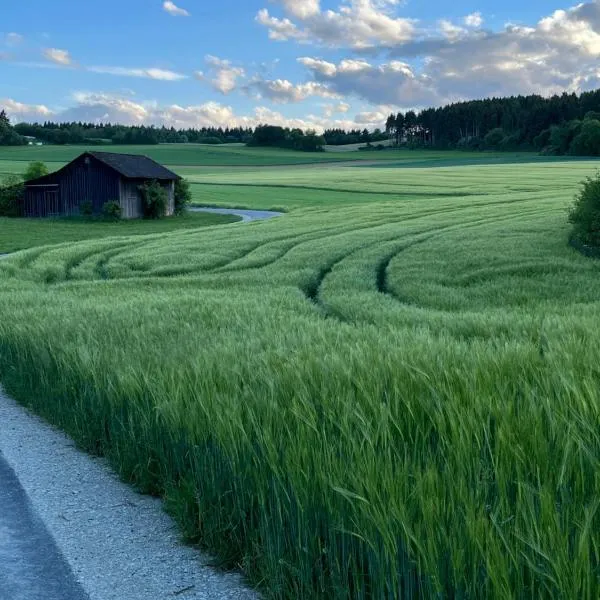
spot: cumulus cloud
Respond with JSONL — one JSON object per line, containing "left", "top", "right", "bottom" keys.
{"left": 323, "top": 102, "right": 350, "bottom": 117}
{"left": 43, "top": 48, "right": 72, "bottom": 65}
{"left": 256, "top": 0, "right": 415, "bottom": 49}
{"left": 354, "top": 109, "right": 390, "bottom": 124}
{"left": 439, "top": 20, "right": 467, "bottom": 41}
{"left": 300, "top": 56, "right": 439, "bottom": 107}
{"left": 247, "top": 78, "right": 340, "bottom": 103}
{"left": 3, "top": 92, "right": 387, "bottom": 132}
{"left": 1, "top": 98, "right": 54, "bottom": 121}
{"left": 163, "top": 1, "right": 190, "bottom": 17}
{"left": 464, "top": 12, "right": 483, "bottom": 28}
{"left": 296, "top": 1, "right": 600, "bottom": 108}
{"left": 195, "top": 55, "right": 245, "bottom": 94}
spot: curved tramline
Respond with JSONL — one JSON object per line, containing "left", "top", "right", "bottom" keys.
{"left": 0, "top": 159, "right": 599, "bottom": 599}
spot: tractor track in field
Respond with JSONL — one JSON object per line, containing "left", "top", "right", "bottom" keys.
{"left": 374, "top": 208, "right": 554, "bottom": 308}
{"left": 308, "top": 207, "right": 550, "bottom": 322}
{"left": 216, "top": 198, "right": 540, "bottom": 279}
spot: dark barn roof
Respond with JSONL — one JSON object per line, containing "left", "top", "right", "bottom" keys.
{"left": 24, "top": 151, "right": 180, "bottom": 186}
{"left": 87, "top": 152, "right": 180, "bottom": 180}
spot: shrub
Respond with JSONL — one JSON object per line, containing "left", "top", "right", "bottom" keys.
{"left": 23, "top": 161, "right": 49, "bottom": 182}
{"left": 139, "top": 180, "right": 167, "bottom": 219}
{"left": 80, "top": 200, "right": 93, "bottom": 217}
{"left": 551, "top": 120, "right": 582, "bottom": 155}
{"left": 569, "top": 171, "right": 600, "bottom": 247}
{"left": 102, "top": 200, "right": 122, "bottom": 221}
{"left": 484, "top": 128, "right": 506, "bottom": 149}
{"left": 0, "top": 174, "right": 24, "bottom": 217}
{"left": 499, "top": 133, "right": 521, "bottom": 151}
{"left": 569, "top": 119, "right": 600, "bottom": 156}
{"left": 534, "top": 128, "right": 552, "bottom": 151}
{"left": 456, "top": 136, "right": 483, "bottom": 151}
{"left": 197, "top": 137, "right": 223, "bottom": 145}
{"left": 174, "top": 178, "right": 192, "bottom": 215}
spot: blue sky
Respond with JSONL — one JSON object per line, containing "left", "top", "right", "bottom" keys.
{"left": 2, "top": 1, "right": 599, "bottom": 131}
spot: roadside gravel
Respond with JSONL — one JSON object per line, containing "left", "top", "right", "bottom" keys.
{"left": 0, "top": 390, "right": 260, "bottom": 600}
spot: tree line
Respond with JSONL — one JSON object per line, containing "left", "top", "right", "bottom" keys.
{"left": 6, "top": 87, "right": 600, "bottom": 155}
{"left": 1, "top": 112, "right": 390, "bottom": 148}
{"left": 248, "top": 125, "right": 326, "bottom": 152}
{"left": 384, "top": 89, "right": 600, "bottom": 155}
{"left": 3, "top": 115, "right": 255, "bottom": 146}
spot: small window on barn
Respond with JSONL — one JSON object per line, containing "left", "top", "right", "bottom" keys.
{"left": 84, "top": 156, "right": 91, "bottom": 166}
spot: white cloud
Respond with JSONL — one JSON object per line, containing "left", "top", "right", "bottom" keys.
{"left": 278, "top": 0, "right": 320, "bottom": 19}
{"left": 296, "top": 1, "right": 600, "bottom": 108}
{"left": 4, "top": 92, "right": 389, "bottom": 132}
{"left": 439, "top": 20, "right": 467, "bottom": 41}
{"left": 323, "top": 101, "right": 351, "bottom": 117}
{"left": 354, "top": 109, "right": 389, "bottom": 124}
{"left": 301, "top": 56, "right": 439, "bottom": 107}
{"left": 247, "top": 78, "right": 340, "bottom": 103}
{"left": 297, "top": 57, "right": 337, "bottom": 76}
{"left": 256, "top": 10, "right": 306, "bottom": 42}
{"left": 1, "top": 98, "right": 54, "bottom": 121}
{"left": 87, "top": 66, "right": 187, "bottom": 81}
{"left": 195, "top": 55, "right": 245, "bottom": 94}
{"left": 43, "top": 48, "right": 72, "bottom": 65}
{"left": 464, "top": 12, "right": 484, "bottom": 28}
{"left": 257, "top": 0, "right": 415, "bottom": 49}
{"left": 538, "top": 5, "right": 600, "bottom": 55}
{"left": 163, "top": 1, "right": 190, "bottom": 17}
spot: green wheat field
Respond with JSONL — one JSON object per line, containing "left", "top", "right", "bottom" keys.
{"left": 1, "top": 146, "right": 599, "bottom": 598}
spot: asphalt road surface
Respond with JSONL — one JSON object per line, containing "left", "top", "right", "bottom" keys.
{"left": 0, "top": 456, "right": 89, "bottom": 600}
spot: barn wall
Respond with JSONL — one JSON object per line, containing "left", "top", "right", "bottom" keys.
{"left": 57, "top": 156, "right": 121, "bottom": 215}
{"left": 23, "top": 185, "right": 60, "bottom": 217}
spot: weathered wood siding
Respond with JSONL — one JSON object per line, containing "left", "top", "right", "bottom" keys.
{"left": 23, "top": 155, "right": 120, "bottom": 217}
{"left": 162, "top": 180, "right": 175, "bottom": 216}
{"left": 119, "top": 180, "right": 143, "bottom": 219}
{"left": 59, "top": 156, "right": 121, "bottom": 215}
{"left": 23, "top": 185, "right": 60, "bottom": 217}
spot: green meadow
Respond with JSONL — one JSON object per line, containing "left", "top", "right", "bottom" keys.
{"left": 0, "top": 145, "right": 599, "bottom": 598}
{"left": 0, "top": 212, "right": 238, "bottom": 253}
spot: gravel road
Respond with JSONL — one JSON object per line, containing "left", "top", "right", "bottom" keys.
{"left": 0, "top": 390, "right": 259, "bottom": 600}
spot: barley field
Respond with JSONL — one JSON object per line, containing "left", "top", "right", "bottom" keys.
{"left": 0, "top": 149, "right": 599, "bottom": 598}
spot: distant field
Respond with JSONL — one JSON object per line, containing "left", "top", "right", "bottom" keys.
{"left": 0, "top": 143, "right": 545, "bottom": 171}
{"left": 0, "top": 143, "right": 363, "bottom": 167}
{"left": 323, "top": 139, "right": 393, "bottom": 152}
{"left": 186, "top": 160, "right": 597, "bottom": 210}
{"left": 0, "top": 212, "right": 238, "bottom": 253}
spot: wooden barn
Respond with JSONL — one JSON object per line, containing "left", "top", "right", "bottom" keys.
{"left": 23, "top": 151, "right": 180, "bottom": 218}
